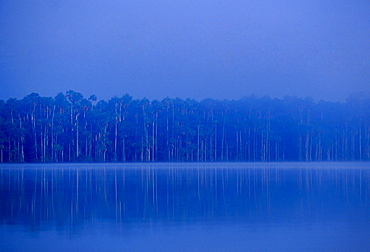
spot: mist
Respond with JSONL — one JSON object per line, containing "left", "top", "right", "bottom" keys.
{"left": 1, "top": 0, "right": 370, "bottom": 102}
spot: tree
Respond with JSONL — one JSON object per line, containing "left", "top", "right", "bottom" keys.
{"left": 1, "top": 91, "right": 369, "bottom": 163}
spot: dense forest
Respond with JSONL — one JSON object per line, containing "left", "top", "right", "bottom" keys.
{"left": 0, "top": 91, "right": 369, "bottom": 163}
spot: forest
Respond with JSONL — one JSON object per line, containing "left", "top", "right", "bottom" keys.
{"left": 0, "top": 91, "right": 369, "bottom": 163}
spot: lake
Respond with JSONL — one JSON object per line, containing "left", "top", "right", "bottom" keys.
{"left": 1, "top": 162, "right": 370, "bottom": 251}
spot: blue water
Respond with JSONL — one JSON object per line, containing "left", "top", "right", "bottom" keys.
{"left": 1, "top": 162, "right": 370, "bottom": 251}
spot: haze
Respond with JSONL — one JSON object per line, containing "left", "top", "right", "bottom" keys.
{"left": 1, "top": 0, "right": 369, "bottom": 102}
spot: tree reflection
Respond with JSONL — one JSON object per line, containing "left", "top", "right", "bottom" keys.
{"left": 0, "top": 164, "right": 369, "bottom": 233}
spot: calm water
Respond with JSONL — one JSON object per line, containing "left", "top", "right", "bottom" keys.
{"left": 1, "top": 162, "right": 370, "bottom": 251}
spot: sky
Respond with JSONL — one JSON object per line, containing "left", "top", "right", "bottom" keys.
{"left": 1, "top": 0, "right": 370, "bottom": 102}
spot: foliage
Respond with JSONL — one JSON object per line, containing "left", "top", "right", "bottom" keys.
{"left": 0, "top": 91, "right": 369, "bottom": 162}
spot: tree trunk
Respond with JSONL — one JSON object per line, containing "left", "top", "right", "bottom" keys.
{"left": 122, "top": 137, "right": 126, "bottom": 162}
{"left": 197, "top": 124, "right": 200, "bottom": 162}
{"left": 305, "top": 132, "right": 310, "bottom": 161}
{"left": 76, "top": 113, "right": 80, "bottom": 159}
{"left": 359, "top": 123, "right": 362, "bottom": 161}
{"left": 114, "top": 120, "right": 118, "bottom": 161}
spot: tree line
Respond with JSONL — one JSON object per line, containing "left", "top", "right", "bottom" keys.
{"left": 0, "top": 91, "right": 369, "bottom": 163}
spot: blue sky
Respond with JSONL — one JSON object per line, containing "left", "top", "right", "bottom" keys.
{"left": 1, "top": 0, "right": 369, "bottom": 101}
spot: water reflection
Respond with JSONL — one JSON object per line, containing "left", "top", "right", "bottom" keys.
{"left": 1, "top": 163, "right": 369, "bottom": 234}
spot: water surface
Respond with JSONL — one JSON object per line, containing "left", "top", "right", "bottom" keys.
{"left": 1, "top": 162, "right": 370, "bottom": 251}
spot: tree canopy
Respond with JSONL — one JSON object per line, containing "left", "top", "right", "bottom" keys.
{"left": 0, "top": 91, "right": 369, "bottom": 163}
